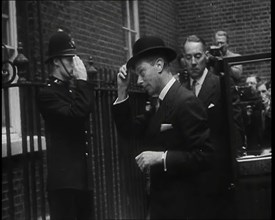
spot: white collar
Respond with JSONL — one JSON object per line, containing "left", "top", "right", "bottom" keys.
{"left": 190, "top": 68, "right": 208, "bottom": 86}
{"left": 159, "top": 77, "right": 176, "bottom": 101}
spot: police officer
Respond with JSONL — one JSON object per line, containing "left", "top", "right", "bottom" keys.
{"left": 37, "top": 29, "right": 93, "bottom": 220}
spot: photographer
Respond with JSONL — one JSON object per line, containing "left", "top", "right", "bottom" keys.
{"left": 257, "top": 80, "right": 271, "bottom": 149}
{"left": 238, "top": 75, "right": 269, "bottom": 153}
{"left": 246, "top": 75, "right": 261, "bottom": 94}
{"left": 207, "top": 31, "right": 243, "bottom": 84}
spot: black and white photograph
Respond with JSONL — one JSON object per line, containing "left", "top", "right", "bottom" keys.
{"left": 2, "top": 1, "right": 271, "bottom": 219}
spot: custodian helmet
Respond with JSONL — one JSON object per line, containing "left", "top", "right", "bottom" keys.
{"left": 45, "top": 29, "right": 77, "bottom": 63}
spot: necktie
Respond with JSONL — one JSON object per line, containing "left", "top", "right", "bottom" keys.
{"left": 148, "top": 97, "right": 162, "bottom": 112}
{"left": 156, "top": 97, "right": 163, "bottom": 111}
{"left": 191, "top": 80, "right": 197, "bottom": 96}
{"left": 158, "top": 98, "right": 162, "bottom": 108}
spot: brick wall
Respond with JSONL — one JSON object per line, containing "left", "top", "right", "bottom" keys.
{"left": 17, "top": 0, "right": 271, "bottom": 79}
{"left": 16, "top": 1, "right": 182, "bottom": 77}
{"left": 176, "top": 0, "right": 271, "bottom": 55}
{"left": 2, "top": 165, "right": 25, "bottom": 220}
{"left": 138, "top": 0, "right": 180, "bottom": 73}
{"left": 176, "top": 0, "right": 271, "bottom": 81}
{"left": 139, "top": 0, "right": 179, "bottom": 49}
{"left": 18, "top": 1, "right": 126, "bottom": 74}
{"left": 2, "top": 153, "right": 49, "bottom": 220}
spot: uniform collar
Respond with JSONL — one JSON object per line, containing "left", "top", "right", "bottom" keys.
{"left": 49, "top": 77, "right": 68, "bottom": 86}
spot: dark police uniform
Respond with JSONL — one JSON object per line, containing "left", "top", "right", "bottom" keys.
{"left": 37, "top": 77, "right": 93, "bottom": 219}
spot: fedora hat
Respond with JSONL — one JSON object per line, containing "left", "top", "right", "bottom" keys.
{"left": 126, "top": 36, "right": 177, "bottom": 69}
{"left": 45, "top": 30, "right": 77, "bottom": 63}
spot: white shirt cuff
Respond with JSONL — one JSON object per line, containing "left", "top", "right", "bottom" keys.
{"left": 162, "top": 151, "right": 168, "bottom": 172}
{"left": 113, "top": 95, "right": 129, "bottom": 105}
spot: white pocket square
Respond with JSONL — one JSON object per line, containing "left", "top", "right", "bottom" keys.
{"left": 208, "top": 103, "right": 215, "bottom": 109}
{"left": 160, "top": 124, "right": 173, "bottom": 132}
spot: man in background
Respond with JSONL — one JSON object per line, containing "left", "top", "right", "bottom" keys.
{"left": 209, "top": 30, "right": 243, "bottom": 84}
{"left": 180, "top": 34, "right": 243, "bottom": 219}
{"left": 246, "top": 74, "right": 261, "bottom": 95}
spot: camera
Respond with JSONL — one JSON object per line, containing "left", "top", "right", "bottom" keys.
{"left": 237, "top": 85, "right": 263, "bottom": 115}
{"left": 208, "top": 45, "right": 223, "bottom": 57}
{"left": 206, "top": 46, "right": 224, "bottom": 74}
{"left": 236, "top": 86, "right": 259, "bottom": 102}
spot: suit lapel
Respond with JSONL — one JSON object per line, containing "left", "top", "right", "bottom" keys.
{"left": 158, "top": 80, "right": 181, "bottom": 122}
{"left": 198, "top": 71, "right": 216, "bottom": 107}
{"left": 146, "top": 80, "right": 181, "bottom": 137}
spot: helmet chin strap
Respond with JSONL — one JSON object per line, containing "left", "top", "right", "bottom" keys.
{"left": 59, "top": 57, "right": 73, "bottom": 80}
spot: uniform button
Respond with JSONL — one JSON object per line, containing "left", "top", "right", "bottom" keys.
{"left": 69, "top": 90, "right": 72, "bottom": 93}
{"left": 85, "top": 141, "right": 88, "bottom": 145}
{"left": 85, "top": 130, "right": 88, "bottom": 134}
{"left": 85, "top": 152, "right": 89, "bottom": 156}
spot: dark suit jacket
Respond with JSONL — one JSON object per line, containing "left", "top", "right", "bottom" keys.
{"left": 37, "top": 78, "right": 92, "bottom": 191}
{"left": 113, "top": 80, "right": 215, "bottom": 219}
{"left": 184, "top": 70, "right": 232, "bottom": 191}
{"left": 183, "top": 70, "right": 241, "bottom": 218}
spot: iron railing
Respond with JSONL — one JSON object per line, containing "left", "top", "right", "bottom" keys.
{"left": 2, "top": 42, "right": 48, "bottom": 220}
{"left": 2, "top": 42, "right": 148, "bottom": 220}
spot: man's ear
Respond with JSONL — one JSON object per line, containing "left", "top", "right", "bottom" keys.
{"left": 53, "top": 58, "right": 61, "bottom": 67}
{"left": 179, "top": 56, "right": 186, "bottom": 68}
{"left": 204, "top": 51, "right": 210, "bottom": 63}
{"left": 155, "top": 58, "right": 164, "bottom": 73}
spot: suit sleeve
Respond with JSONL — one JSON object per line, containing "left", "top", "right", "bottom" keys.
{"left": 229, "top": 53, "right": 243, "bottom": 82}
{"left": 230, "top": 64, "right": 243, "bottom": 82}
{"left": 37, "top": 80, "right": 92, "bottom": 119}
{"left": 112, "top": 98, "right": 150, "bottom": 138}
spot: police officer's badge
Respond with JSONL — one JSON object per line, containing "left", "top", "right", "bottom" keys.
{"left": 69, "top": 39, "right": 75, "bottom": 48}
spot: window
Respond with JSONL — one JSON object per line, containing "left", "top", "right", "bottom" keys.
{"left": 2, "top": 1, "right": 17, "bottom": 59}
{"left": 2, "top": 1, "right": 22, "bottom": 155}
{"left": 2, "top": 1, "right": 47, "bottom": 157}
{"left": 122, "top": 0, "right": 140, "bottom": 60}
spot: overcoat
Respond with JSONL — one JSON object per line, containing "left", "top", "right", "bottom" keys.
{"left": 113, "top": 80, "right": 215, "bottom": 219}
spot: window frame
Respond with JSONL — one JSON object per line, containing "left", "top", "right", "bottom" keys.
{"left": 2, "top": 1, "right": 23, "bottom": 156}
{"left": 122, "top": 0, "right": 140, "bottom": 60}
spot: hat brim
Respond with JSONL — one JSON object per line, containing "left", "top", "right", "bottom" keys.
{"left": 45, "top": 49, "right": 77, "bottom": 63}
{"left": 45, "top": 54, "right": 76, "bottom": 63}
{"left": 126, "top": 47, "right": 177, "bottom": 70}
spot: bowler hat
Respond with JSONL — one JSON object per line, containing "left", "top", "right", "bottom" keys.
{"left": 126, "top": 36, "right": 177, "bottom": 69}
{"left": 45, "top": 30, "right": 76, "bottom": 63}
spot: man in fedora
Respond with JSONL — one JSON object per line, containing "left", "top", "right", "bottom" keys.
{"left": 112, "top": 36, "right": 215, "bottom": 219}
{"left": 37, "top": 29, "right": 94, "bottom": 220}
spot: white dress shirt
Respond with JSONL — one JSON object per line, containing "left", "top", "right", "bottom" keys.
{"left": 190, "top": 68, "right": 208, "bottom": 97}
